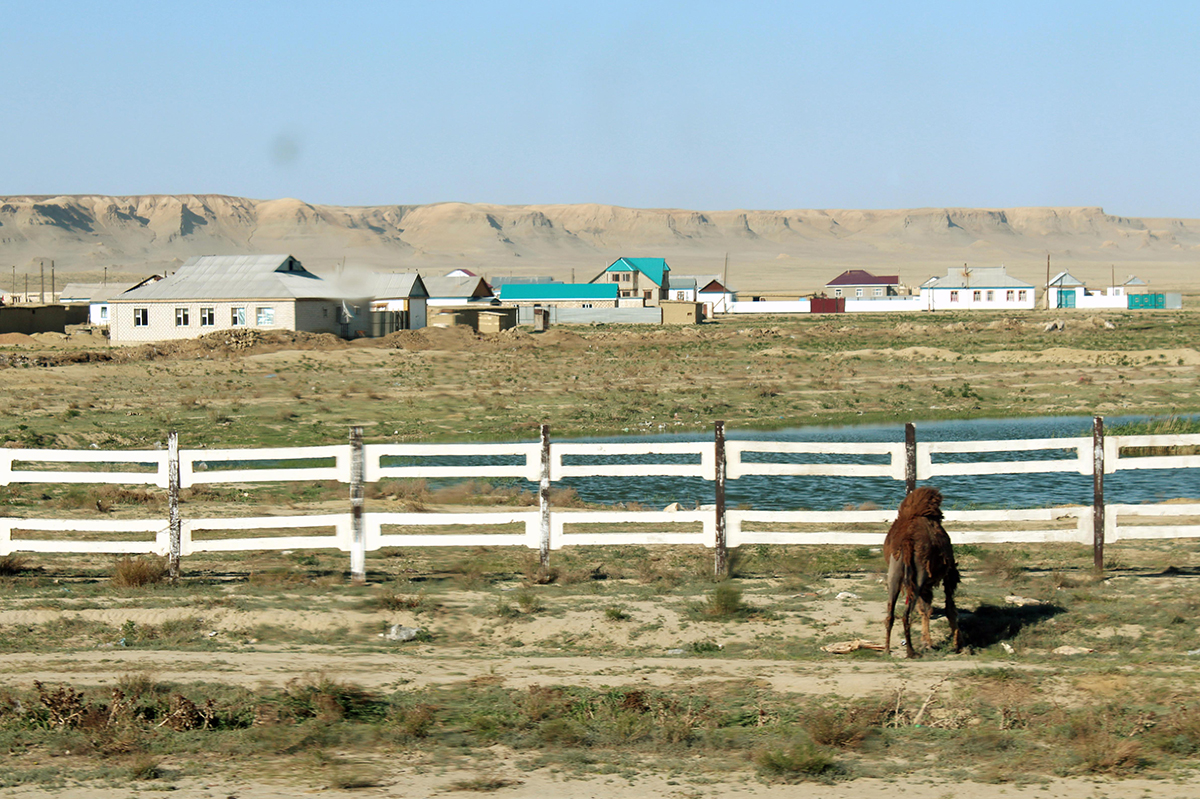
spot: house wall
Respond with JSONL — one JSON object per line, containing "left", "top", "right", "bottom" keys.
{"left": 0, "top": 305, "right": 67, "bottom": 335}
{"left": 1047, "top": 287, "right": 1129, "bottom": 310}
{"left": 370, "top": 298, "right": 427, "bottom": 329}
{"left": 845, "top": 297, "right": 925, "bottom": 313}
{"left": 727, "top": 299, "right": 812, "bottom": 314}
{"left": 110, "top": 299, "right": 301, "bottom": 344}
{"left": 923, "top": 288, "right": 1037, "bottom": 311}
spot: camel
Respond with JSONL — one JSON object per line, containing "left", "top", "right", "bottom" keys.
{"left": 883, "top": 486, "right": 961, "bottom": 658}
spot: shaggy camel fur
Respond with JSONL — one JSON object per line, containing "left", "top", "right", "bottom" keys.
{"left": 883, "top": 487, "right": 961, "bottom": 658}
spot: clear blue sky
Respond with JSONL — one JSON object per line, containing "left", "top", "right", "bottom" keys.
{"left": 3, "top": 1, "right": 1198, "bottom": 217}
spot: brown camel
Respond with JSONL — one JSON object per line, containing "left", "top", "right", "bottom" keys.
{"left": 883, "top": 486, "right": 961, "bottom": 658}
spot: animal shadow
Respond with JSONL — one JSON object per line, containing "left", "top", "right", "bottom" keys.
{"left": 959, "top": 602, "right": 1064, "bottom": 649}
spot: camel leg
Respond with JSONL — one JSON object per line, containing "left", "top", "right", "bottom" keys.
{"left": 944, "top": 586, "right": 961, "bottom": 653}
{"left": 883, "top": 556, "right": 902, "bottom": 656}
{"left": 918, "top": 587, "right": 935, "bottom": 650}
{"left": 902, "top": 587, "right": 919, "bottom": 659}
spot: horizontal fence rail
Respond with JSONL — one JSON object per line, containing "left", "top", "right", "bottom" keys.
{"left": 2, "top": 417, "right": 1199, "bottom": 579}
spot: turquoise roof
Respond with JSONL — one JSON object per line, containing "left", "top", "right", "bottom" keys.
{"left": 605, "top": 257, "right": 669, "bottom": 286}
{"left": 499, "top": 283, "right": 619, "bottom": 301}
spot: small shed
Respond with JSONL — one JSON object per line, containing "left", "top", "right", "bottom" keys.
{"left": 661, "top": 301, "right": 702, "bottom": 325}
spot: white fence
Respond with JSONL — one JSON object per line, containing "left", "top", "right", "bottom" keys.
{"left": 2, "top": 421, "right": 1199, "bottom": 578}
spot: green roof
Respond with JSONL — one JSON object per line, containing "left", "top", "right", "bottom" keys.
{"left": 498, "top": 283, "right": 618, "bottom": 301}
{"left": 605, "top": 257, "right": 669, "bottom": 286}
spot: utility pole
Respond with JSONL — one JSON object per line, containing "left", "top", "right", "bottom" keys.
{"left": 50, "top": 260, "right": 55, "bottom": 303}
{"left": 39, "top": 260, "right": 45, "bottom": 304}
{"left": 1045, "top": 254, "right": 1051, "bottom": 309}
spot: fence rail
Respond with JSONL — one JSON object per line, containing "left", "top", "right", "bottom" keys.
{"left": 2, "top": 418, "right": 1199, "bottom": 579}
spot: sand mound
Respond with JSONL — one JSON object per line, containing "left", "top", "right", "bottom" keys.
{"left": 0, "top": 332, "right": 34, "bottom": 346}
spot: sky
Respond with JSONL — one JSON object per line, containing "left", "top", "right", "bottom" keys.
{"left": 3, "top": 1, "right": 1199, "bottom": 217}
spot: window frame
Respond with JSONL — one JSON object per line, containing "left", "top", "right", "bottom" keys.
{"left": 133, "top": 308, "right": 149, "bottom": 327}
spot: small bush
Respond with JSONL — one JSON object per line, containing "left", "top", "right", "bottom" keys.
{"left": 604, "top": 605, "right": 631, "bottom": 622}
{"left": 111, "top": 557, "right": 168, "bottom": 588}
{"left": 754, "top": 736, "right": 841, "bottom": 781}
{"left": 0, "top": 553, "right": 29, "bottom": 576}
{"left": 702, "top": 584, "right": 748, "bottom": 619}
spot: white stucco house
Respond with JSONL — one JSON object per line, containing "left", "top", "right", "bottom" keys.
{"left": 108, "top": 254, "right": 371, "bottom": 344}
{"left": 920, "top": 266, "right": 1037, "bottom": 311}
{"left": 1046, "top": 271, "right": 1148, "bottom": 309}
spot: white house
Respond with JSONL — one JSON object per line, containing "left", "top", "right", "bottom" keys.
{"left": 1046, "top": 271, "right": 1147, "bottom": 309}
{"left": 108, "top": 254, "right": 371, "bottom": 344}
{"left": 669, "top": 275, "right": 737, "bottom": 316}
{"left": 921, "top": 266, "right": 1037, "bottom": 311}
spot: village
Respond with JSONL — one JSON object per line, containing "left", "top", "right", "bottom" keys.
{"left": 0, "top": 254, "right": 1179, "bottom": 344}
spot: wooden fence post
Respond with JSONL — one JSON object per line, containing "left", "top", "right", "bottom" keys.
{"left": 350, "top": 426, "right": 366, "bottom": 584}
{"left": 539, "top": 424, "right": 551, "bottom": 574}
{"left": 167, "top": 430, "right": 181, "bottom": 581}
{"left": 1093, "top": 415, "right": 1105, "bottom": 573}
{"left": 905, "top": 422, "right": 917, "bottom": 494}
{"left": 714, "top": 420, "right": 728, "bottom": 579}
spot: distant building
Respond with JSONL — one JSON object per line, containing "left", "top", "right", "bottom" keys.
{"left": 367, "top": 272, "right": 429, "bottom": 329}
{"left": 920, "top": 266, "right": 1036, "bottom": 311}
{"left": 59, "top": 276, "right": 164, "bottom": 326}
{"left": 825, "top": 270, "right": 902, "bottom": 299}
{"left": 1046, "top": 271, "right": 1154, "bottom": 310}
{"left": 497, "top": 283, "right": 618, "bottom": 308}
{"left": 591, "top": 257, "right": 670, "bottom": 306}
{"left": 669, "top": 275, "right": 737, "bottom": 316}
{"left": 424, "top": 275, "right": 496, "bottom": 308}
{"left": 108, "top": 254, "right": 370, "bottom": 343}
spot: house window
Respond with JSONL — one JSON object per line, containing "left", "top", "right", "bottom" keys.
{"left": 1018, "top": 290, "right": 1027, "bottom": 302}
{"left": 833, "top": 288, "right": 843, "bottom": 297}
{"left": 134, "top": 308, "right": 149, "bottom": 327}
{"left": 874, "top": 287, "right": 884, "bottom": 297}
{"left": 256, "top": 306, "right": 275, "bottom": 326}
{"left": 99, "top": 306, "right": 108, "bottom": 321}
{"left": 582, "top": 303, "right": 593, "bottom": 309}
{"left": 200, "top": 307, "right": 215, "bottom": 326}
{"left": 231, "top": 307, "right": 245, "bottom": 326}
{"left": 973, "top": 290, "right": 982, "bottom": 302}
{"left": 622, "top": 272, "right": 632, "bottom": 282}
{"left": 643, "top": 290, "right": 652, "bottom": 300}
{"left": 950, "top": 291, "right": 959, "bottom": 302}
{"left": 675, "top": 291, "right": 686, "bottom": 300}
{"left": 175, "top": 307, "right": 189, "bottom": 326}
{"left": 855, "top": 288, "right": 864, "bottom": 298}
{"left": 1006, "top": 290, "right": 1015, "bottom": 302}
{"left": 986, "top": 290, "right": 995, "bottom": 302}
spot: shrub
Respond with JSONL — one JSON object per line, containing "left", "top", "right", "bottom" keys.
{"left": 111, "top": 557, "right": 168, "bottom": 588}
{"left": 0, "top": 553, "right": 29, "bottom": 576}
{"left": 754, "top": 736, "right": 841, "bottom": 781}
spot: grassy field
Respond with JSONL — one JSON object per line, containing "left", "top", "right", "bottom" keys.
{"left": 1, "top": 308, "right": 1199, "bottom": 450}
{"left": 2, "top": 309, "right": 1200, "bottom": 794}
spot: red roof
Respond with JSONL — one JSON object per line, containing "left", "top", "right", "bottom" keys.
{"left": 825, "top": 270, "right": 900, "bottom": 287}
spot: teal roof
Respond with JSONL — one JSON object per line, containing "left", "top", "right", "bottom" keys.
{"left": 499, "top": 283, "right": 619, "bottom": 301}
{"left": 606, "top": 257, "right": 669, "bottom": 286}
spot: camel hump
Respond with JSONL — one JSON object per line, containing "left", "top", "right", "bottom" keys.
{"left": 898, "top": 487, "right": 943, "bottom": 520}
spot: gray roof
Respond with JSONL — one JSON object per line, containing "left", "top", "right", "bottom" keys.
{"left": 370, "top": 272, "right": 428, "bottom": 299}
{"left": 112, "top": 255, "right": 346, "bottom": 302}
{"left": 924, "top": 266, "right": 1035, "bottom": 290}
{"left": 669, "top": 278, "right": 698, "bottom": 291}
{"left": 672, "top": 274, "right": 736, "bottom": 293}
{"left": 60, "top": 278, "right": 160, "bottom": 303}
{"left": 1048, "top": 271, "right": 1086, "bottom": 288}
{"left": 424, "top": 275, "right": 493, "bottom": 300}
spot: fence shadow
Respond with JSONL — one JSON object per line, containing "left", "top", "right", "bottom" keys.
{"left": 960, "top": 602, "right": 1065, "bottom": 649}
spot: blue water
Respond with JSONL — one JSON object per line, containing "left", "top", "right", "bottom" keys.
{"left": 550, "top": 415, "right": 1200, "bottom": 511}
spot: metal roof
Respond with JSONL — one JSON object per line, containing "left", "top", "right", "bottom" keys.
{"left": 673, "top": 274, "right": 735, "bottom": 293}
{"left": 924, "top": 266, "right": 1035, "bottom": 290}
{"left": 605, "top": 257, "right": 669, "bottom": 286}
{"left": 111, "top": 255, "right": 347, "bottom": 302}
{"left": 499, "top": 283, "right": 618, "bottom": 302}
{"left": 370, "top": 272, "right": 428, "bottom": 299}
{"left": 424, "top": 275, "right": 493, "bottom": 299}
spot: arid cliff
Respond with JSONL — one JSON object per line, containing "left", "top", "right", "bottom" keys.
{"left": 2, "top": 195, "right": 1196, "bottom": 292}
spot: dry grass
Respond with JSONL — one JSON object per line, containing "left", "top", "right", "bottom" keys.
{"left": 110, "top": 556, "right": 168, "bottom": 588}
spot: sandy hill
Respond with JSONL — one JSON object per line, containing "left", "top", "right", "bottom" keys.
{"left": 1, "top": 195, "right": 1197, "bottom": 293}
